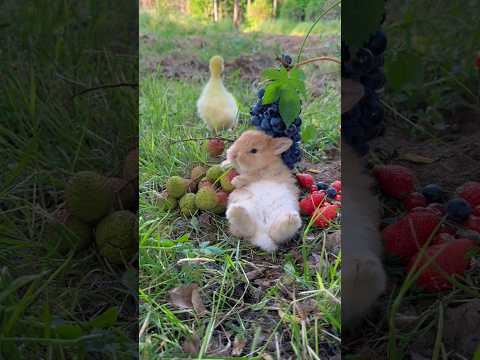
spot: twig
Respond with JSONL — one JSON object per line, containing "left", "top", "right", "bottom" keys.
{"left": 295, "top": 56, "right": 341, "bottom": 67}
{"left": 72, "top": 82, "right": 138, "bottom": 98}
{"left": 168, "top": 137, "right": 234, "bottom": 145}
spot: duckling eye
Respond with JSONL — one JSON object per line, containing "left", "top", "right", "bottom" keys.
{"left": 250, "top": 148, "right": 257, "bottom": 154}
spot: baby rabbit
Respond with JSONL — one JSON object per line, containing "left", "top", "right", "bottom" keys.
{"left": 223, "top": 130, "right": 302, "bottom": 252}
{"left": 342, "top": 141, "right": 387, "bottom": 328}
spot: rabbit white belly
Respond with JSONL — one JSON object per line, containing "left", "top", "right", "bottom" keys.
{"left": 227, "top": 180, "right": 301, "bottom": 252}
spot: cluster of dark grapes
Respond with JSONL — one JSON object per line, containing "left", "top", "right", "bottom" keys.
{"left": 249, "top": 54, "right": 303, "bottom": 169}
{"left": 342, "top": 27, "right": 387, "bottom": 155}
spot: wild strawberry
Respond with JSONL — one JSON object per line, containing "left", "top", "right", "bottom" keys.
{"left": 427, "top": 203, "right": 445, "bottom": 216}
{"left": 382, "top": 211, "right": 441, "bottom": 261}
{"left": 299, "top": 197, "right": 315, "bottom": 216}
{"left": 373, "top": 165, "right": 416, "bottom": 199}
{"left": 403, "top": 192, "right": 427, "bottom": 210}
{"left": 465, "top": 214, "right": 480, "bottom": 233}
{"left": 407, "top": 238, "right": 476, "bottom": 292}
{"left": 313, "top": 204, "right": 339, "bottom": 228}
{"left": 456, "top": 181, "right": 480, "bottom": 208}
{"left": 330, "top": 180, "right": 342, "bottom": 193}
{"left": 311, "top": 191, "right": 326, "bottom": 207}
{"left": 296, "top": 173, "right": 314, "bottom": 189}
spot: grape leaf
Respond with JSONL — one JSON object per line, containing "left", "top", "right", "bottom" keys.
{"left": 385, "top": 52, "right": 424, "bottom": 91}
{"left": 262, "top": 67, "right": 288, "bottom": 81}
{"left": 262, "top": 83, "right": 281, "bottom": 105}
{"left": 342, "top": 0, "right": 384, "bottom": 53}
{"left": 279, "top": 88, "right": 301, "bottom": 127}
{"left": 290, "top": 67, "right": 306, "bottom": 81}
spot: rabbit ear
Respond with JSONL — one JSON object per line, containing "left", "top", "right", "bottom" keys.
{"left": 271, "top": 137, "right": 293, "bottom": 155}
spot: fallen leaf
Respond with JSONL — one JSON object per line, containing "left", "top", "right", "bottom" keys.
{"left": 232, "top": 335, "right": 246, "bottom": 356}
{"left": 398, "top": 152, "right": 435, "bottom": 164}
{"left": 182, "top": 333, "right": 200, "bottom": 354}
{"left": 169, "top": 284, "right": 207, "bottom": 316}
{"left": 341, "top": 79, "right": 365, "bottom": 114}
{"left": 443, "top": 301, "right": 480, "bottom": 357}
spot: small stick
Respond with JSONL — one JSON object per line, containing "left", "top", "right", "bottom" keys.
{"left": 295, "top": 56, "right": 341, "bottom": 67}
{"left": 168, "top": 137, "right": 234, "bottom": 145}
{"left": 72, "top": 82, "right": 138, "bottom": 98}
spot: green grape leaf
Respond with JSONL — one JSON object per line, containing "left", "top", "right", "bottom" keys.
{"left": 385, "top": 52, "right": 424, "bottom": 91}
{"left": 262, "top": 67, "right": 288, "bottom": 81}
{"left": 287, "top": 78, "right": 307, "bottom": 99}
{"left": 289, "top": 67, "right": 306, "bottom": 81}
{"left": 342, "top": 0, "right": 384, "bottom": 53}
{"left": 279, "top": 87, "right": 301, "bottom": 127}
{"left": 262, "top": 83, "right": 281, "bottom": 105}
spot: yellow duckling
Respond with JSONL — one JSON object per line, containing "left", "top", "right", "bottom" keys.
{"left": 197, "top": 55, "right": 238, "bottom": 133}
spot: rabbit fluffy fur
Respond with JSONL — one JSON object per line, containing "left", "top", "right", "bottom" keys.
{"left": 223, "top": 130, "right": 302, "bottom": 252}
{"left": 342, "top": 141, "right": 387, "bottom": 327}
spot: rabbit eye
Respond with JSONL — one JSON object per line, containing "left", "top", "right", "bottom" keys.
{"left": 250, "top": 148, "right": 257, "bottom": 154}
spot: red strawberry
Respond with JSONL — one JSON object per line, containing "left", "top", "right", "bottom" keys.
{"left": 433, "top": 232, "right": 455, "bottom": 245}
{"left": 373, "top": 165, "right": 416, "bottom": 199}
{"left": 299, "top": 197, "right": 315, "bottom": 215}
{"left": 330, "top": 180, "right": 342, "bottom": 193}
{"left": 313, "top": 204, "right": 339, "bottom": 228}
{"left": 296, "top": 173, "right": 314, "bottom": 189}
{"left": 407, "top": 238, "right": 476, "bottom": 292}
{"left": 465, "top": 214, "right": 480, "bottom": 232}
{"left": 334, "top": 194, "right": 342, "bottom": 202}
{"left": 456, "top": 181, "right": 480, "bottom": 208}
{"left": 403, "top": 192, "right": 427, "bottom": 210}
{"left": 427, "top": 203, "right": 445, "bottom": 216}
{"left": 310, "top": 185, "right": 318, "bottom": 193}
{"left": 311, "top": 191, "right": 326, "bottom": 207}
{"left": 207, "top": 138, "right": 225, "bottom": 157}
{"left": 382, "top": 211, "right": 441, "bottom": 261}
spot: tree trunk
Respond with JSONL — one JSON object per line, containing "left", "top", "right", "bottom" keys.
{"left": 272, "top": 0, "right": 278, "bottom": 17}
{"left": 213, "top": 0, "right": 219, "bottom": 22}
{"left": 233, "top": 0, "right": 240, "bottom": 28}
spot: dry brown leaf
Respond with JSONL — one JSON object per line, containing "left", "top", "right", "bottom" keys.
{"left": 341, "top": 79, "right": 365, "bottom": 114}
{"left": 169, "top": 284, "right": 207, "bottom": 316}
{"left": 232, "top": 335, "right": 246, "bottom": 356}
{"left": 398, "top": 152, "right": 435, "bottom": 164}
{"left": 182, "top": 333, "right": 200, "bottom": 354}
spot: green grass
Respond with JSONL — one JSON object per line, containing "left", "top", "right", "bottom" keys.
{"left": 0, "top": 1, "right": 138, "bottom": 358}
{"left": 139, "top": 11, "right": 340, "bottom": 359}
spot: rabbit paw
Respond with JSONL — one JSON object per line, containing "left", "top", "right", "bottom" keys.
{"left": 231, "top": 175, "right": 249, "bottom": 188}
{"left": 226, "top": 205, "right": 256, "bottom": 237}
{"left": 269, "top": 213, "right": 302, "bottom": 244}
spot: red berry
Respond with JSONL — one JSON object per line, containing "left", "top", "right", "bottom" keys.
{"left": 403, "top": 192, "right": 427, "bottom": 210}
{"left": 330, "top": 180, "right": 342, "bottom": 193}
{"left": 226, "top": 168, "right": 238, "bottom": 181}
{"left": 382, "top": 211, "right": 441, "bottom": 261}
{"left": 311, "top": 191, "right": 326, "bottom": 207}
{"left": 334, "top": 194, "right": 342, "bottom": 202}
{"left": 313, "top": 204, "right": 339, "bottom": 228}
{"left": 310, "top": 185, "right": 318, "bottom": 193}
{"left": 465, "top": 214, "right": 480, "bottom": 233}
{"left": 407, "top": 239, "right": 476, "bottom": 292}
{"left": 207, "top": 138, "right": 225, "bottom": 157}
{"left": 373, "top": 165, "right": 416, "bottom": 199}
{"left": 456, "top": 181, "right": 480, "bottom": 208}
{"left": 299, "top": 197, "right": 315, "bottom": 216}
{"left": 296, "top": 173, "right": 314, "bottom": 189}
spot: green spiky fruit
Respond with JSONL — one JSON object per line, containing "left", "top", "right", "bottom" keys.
{"left": 191, "top": 165, "right": 207, "bottom": 181}
{"left": 156, "top": 191, "right": 178, "bottom": 211}
{"left": 179, "top": 193, "right": 197, "bottom": 216}
{"left": 166, "top": 176, "right": 188, "bottom": 198}
{"left": 195, "top": 187, "right": 219, "bottom": 210}
{"left": 48, "top": 209, "right": 92, "bottom": 254}
{"left": 108, "top": 177, "right": 136, "bottom": 211}
{"left": 65, "top": 171, "right": 114, "bottom": 224}
{"left": 206, "top": 165, "right": 224, "bottom": 182}
{"left": 95, "top": 210, "right": 136, "bottom": 265}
